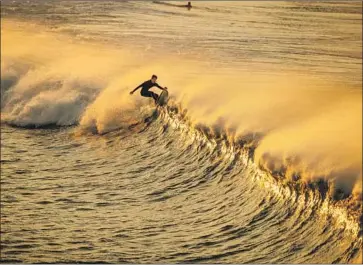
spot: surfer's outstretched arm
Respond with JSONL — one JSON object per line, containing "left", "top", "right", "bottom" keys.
{"left": 130, "top": 83, "right": 143, "bottom": 95}
{"left": 155, "top": 83, "right": 167, "bottom": 91}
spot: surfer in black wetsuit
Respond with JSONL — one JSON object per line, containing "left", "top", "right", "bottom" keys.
{"left": 130, "top": 75, "right": 167, "bottom": 103}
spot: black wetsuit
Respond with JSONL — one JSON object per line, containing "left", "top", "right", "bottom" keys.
{"left": 134, "top": 80, "right": 163, "bottom": 101}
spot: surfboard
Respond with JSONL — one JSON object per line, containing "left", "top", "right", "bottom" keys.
{"left": 157, "top": 90, "right": 169, "bottom": 106}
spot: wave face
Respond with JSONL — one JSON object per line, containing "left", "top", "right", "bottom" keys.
{"left": 1, "top": 1, "right": 362, "bottom": 264}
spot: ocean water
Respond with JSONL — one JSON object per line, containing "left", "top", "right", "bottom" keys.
{"left": 1, "top": 0, "right": 362, "bottom": 263}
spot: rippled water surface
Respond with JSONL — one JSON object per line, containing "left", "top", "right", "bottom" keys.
{"left": 1, "top": 115, "right": 361, "bottom": 263}
{"left": 1, "top": 0, "right": 362, "bottom": 263}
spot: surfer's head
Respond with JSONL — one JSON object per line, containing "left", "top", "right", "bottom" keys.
{"left": 151, "top": 75, "right": 158, "bottom": 83}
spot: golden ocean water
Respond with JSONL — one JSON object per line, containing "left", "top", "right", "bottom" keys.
{"left": 1, "top": 1, "right": 362, "bottom": 263}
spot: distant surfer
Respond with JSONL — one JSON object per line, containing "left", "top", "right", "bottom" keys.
{"left": 153, "top": 1, "right": 192, "bottom": 9}
{"left": 130, "top": 75, "right": 167, "bottom": 104}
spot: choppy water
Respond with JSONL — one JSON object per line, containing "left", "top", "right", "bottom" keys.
{"left": 1, "top": 0, "right": 362, "bottom": 264}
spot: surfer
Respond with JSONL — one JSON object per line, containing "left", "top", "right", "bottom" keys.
{"left": 153, "top": 1, "right": 192, "bottom": 9}
{"left": 129, "top": 75, "right": 167, "bottom": 104}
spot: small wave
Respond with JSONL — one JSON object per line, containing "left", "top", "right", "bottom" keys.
{"left": 1, "top": 65, "right": 101, "bottom": 128}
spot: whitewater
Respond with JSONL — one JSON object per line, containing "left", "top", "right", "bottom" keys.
{"left": 1, "top": 1, "right": 362, "bottom": 263}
